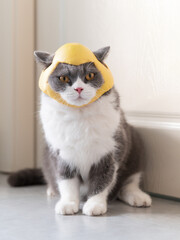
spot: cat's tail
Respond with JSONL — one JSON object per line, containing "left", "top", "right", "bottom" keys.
{"left": 8, "top": 168, "right": 46, "bottom": 187}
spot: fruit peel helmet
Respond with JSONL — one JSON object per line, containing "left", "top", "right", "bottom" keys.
{"left": 39, "top": 43, "right": 114, "bottom": 107}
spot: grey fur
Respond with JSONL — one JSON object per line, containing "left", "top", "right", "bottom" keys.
{"left": 48, "top": 62, "right": 104, "bottom": 93}
{"left": 111, "top": 88, "right": 120, "bottom": 110}
{"left": 109, "top": 125, "right": 143, "bottom": 200}
{"left": 88, "top": 153, "right": 115, "bottom": 196}
{"left": 34, "top": 51, "right": 54, "bottom": 69}
{"left": 42, "top": 145, "right": 58, "bottom": 194}
{"left": 58, "top": 161, "right": 77, "bottom": 179}
{"left": 93, "top": 46, "right": 110, "bottom": 62}
{"left": 8, "top": 168, "right": 45, "bottom": 187}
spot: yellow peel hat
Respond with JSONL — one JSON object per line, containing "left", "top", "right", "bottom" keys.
{"left": 39, "top": 43, "right": 114, "bottom": 108}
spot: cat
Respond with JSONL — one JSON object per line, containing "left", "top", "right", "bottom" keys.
{"left": 8, "top": 45, "right": 151, "bottom": 216}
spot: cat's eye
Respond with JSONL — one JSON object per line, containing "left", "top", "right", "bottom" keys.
{"left": 59, "top": 76, "right": 69, "bottom": 83}
{"left": 85, "top": 73, "right": 95, "bottom": 81}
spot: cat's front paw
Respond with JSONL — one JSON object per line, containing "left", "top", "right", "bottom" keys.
{"left": 55, "top": 200, "right": 79, "bottom": 215}
{"left": 46, "top": 187, "right": 56, "bottom": 197}
{"left": 83, "top": 200, "right": 107, "bottom": 216}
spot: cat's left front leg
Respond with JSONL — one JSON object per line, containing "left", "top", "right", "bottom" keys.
{"left": 83, "top": 154, "right": 115, "bottom": 216}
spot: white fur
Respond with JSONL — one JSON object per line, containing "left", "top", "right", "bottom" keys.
{"left": 40, "top": 90, "right": 120, "bottom": 181}
{"left": 83, "top": 189, "right": 108, "bottom": 216}
{"left": 118, "top": 173, "right": 152, "bottom": 207}
{"left": 46, "top": 186, "right": 56, "bottom": 197}
{"left": 55, "top": 200, "right": 79, "bottom": 215}
{"left": 55, "top": 177, "right": 80, "bottom": 215}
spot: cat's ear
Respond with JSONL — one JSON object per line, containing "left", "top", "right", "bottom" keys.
{"left": 34, "top": 51, "right": 54, "bottom": 68}
{"left": 93, "top": 46, "right": 110, "bottom": 62}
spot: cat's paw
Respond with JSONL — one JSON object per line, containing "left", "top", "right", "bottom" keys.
{"left": 122, "top": 190, "right": 152, "bottom": 207}
{"left": 46, "top": 187, "right": 56, "bottom": 197}
{"left": 83, "top": 200, "right": 107, "bottom": 216}
{"left": 55, "top": 200, "right": 79, "bottom": 215}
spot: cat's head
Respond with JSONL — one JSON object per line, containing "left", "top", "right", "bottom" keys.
{"left": 34, "top": 43, "right": 113, "bottom": 107}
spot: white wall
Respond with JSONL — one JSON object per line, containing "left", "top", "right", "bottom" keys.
{"left": 0, "top": 0, "right": 35, "bottom": 172}
{"left": 36, "top": 0, "right": 180, "bottom": 197}
{"left": 0, "top": 0, "right": 14, "bottom": 171}
{"left": 60, "top": 0, "right": 180, "bottom": 115}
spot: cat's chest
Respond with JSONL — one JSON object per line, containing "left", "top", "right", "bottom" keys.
{"left": 40, "top": 98, "right": 120, "bottom": 177}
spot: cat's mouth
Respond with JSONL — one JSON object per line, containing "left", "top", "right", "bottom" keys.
{"left": 75, "top": 95, "right": 86, "bottom": 102}
{"left": 69, "top": 94, "right": 91, "bottom": 106}
{"left": 74, "top": 92, "right": 88, "bottom": 101}
{"left": 76, "top": 95, "right": 83, "bottom": 100}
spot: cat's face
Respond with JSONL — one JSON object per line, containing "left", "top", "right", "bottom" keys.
{"left": 34, "top": 45, "right": 110, "bottom": 106}
{"left": 48, "top": 62, "right": 104, "bottom": 106}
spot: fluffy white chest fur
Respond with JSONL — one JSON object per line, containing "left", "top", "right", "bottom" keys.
{"left": 40, "top": 93, "right": 120, "bottom": 179}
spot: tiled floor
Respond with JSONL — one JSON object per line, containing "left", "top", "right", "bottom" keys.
{"left": 0, "top": 173, "right": 180, "bottom": 240}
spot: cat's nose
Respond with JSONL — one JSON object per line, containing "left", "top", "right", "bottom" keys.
{"left": 74, "top": 87, "right": 83, "bottom": 94}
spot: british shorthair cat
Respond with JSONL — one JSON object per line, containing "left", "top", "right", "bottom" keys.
{"left": 8, "top": 44, "right": 151, "bottom": 216}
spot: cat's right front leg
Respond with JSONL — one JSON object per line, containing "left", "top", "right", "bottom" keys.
{"left": 83, "top": 154, "right": 115, "bottom": 216}
{"left": 55, "top": 177, "right": 80, "bottom": 215}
